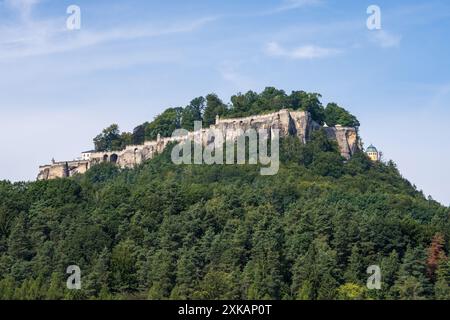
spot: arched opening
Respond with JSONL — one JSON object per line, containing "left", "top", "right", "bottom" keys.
{"left": 103, "top": 154, "right": 109, "bottom": 162}
{"left": 110, "top": 154, "right": 118, "bottom": 164}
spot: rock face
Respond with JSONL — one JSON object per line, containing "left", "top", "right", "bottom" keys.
{"left": 37, "top": 110, "right": 360, "bottom": 180}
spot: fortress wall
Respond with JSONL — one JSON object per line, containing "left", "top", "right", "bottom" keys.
{"left": 37, "top": 160, "right": 90, "bottom": 180}
{"left": 37, "top": 110, "right": 360, "bottom": 180}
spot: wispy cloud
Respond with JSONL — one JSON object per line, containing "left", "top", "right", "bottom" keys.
{"left": 265, "top": 41, "right": 341, "bottom": 59}
{"left": 370, "top": 30, "right": 402, "bottom": 48}
{"left": 0, "top": 15, "right": 217, "bottom": 60}
{"left": 218, "top": 61, "right": 258, "bottom": 89}
{"left": 256, "top": 0, "right": 323, "bottom": 16}
{"left": 276, "top": 0, "right": 322, "bottom": 12}
{"left": 4, "top": 0, "right": 40, "bottom": 20}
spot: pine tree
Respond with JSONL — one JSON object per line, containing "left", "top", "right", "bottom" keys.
{"left": 84, "top": 247, "right": 110, "bottom": 298}
{"left": 344, "top": 245, "right": 364, "bottom": 284}
{"left": 27, "top": 276, "right": 45, "bottom": 300}
{"left": 147, "top": 249, "right": 175, "bottom": 300}
{"left": 46, "top": 272, "right": 63, "bottom": 300}
{"left": 194, "top": 270, "right": 236, "bottom": 300}
{"left": 111, "top": 240, "right": 137, "bottom": 293}
{"left": 292, "top": 237, "right": 339, "bottom": 300}
{"left": 170, "top": 248, "right": 200, "bottom": 299}
{"left": 7, "top": 214, "right": 32, "bottom": 260}
{"left": 0, "top": 276, "right": 15, "bottom": 300}
{"left": 394, "top": 246, "right": 430, "bottom": 300}
{"left": 434, "top": 259, "right": 450, "bottom": 300}
{"left": 242, "top": 212, "right": 284, "bottom": 299}
{"left": 380, "top": 250, "right": 400, "bottom": 299}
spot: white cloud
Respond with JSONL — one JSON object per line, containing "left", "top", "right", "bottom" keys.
{"left": 0, "top": 16, "right": 217, "bottom": 60}
{"left": 370, "top": 30, "right": 402, "bottom": 48}
{"left": 265, "top": 41, "right": 341, "bottom": 59}
{"left": 4, "top": 0, "right": 40, "bottom": 19}
{"left": 258, "top": 0, "right": 322, "bottom": 16}
{"left": 218, "top": 61, "right": 258, "bottom": 89}
{"left": 277, "top": 0, "right": 322, "bottom": 12}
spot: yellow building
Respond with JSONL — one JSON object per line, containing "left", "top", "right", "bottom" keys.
{"left": 366, "top": 144, "right": 379, "bottom": 161}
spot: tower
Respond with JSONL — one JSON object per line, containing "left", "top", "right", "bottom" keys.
{"left": 366, "top": 144, "right": 379, "bottom": 161}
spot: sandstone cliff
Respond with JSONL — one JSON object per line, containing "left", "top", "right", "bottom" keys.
{"left": 37, "top": 110, "right": 360, "bottom": 180}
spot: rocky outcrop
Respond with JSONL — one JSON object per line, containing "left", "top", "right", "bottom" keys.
{"left": 37, "top": 110, "right": 360, "bottom": 180}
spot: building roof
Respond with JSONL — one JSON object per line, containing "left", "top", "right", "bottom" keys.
{"left": 366, "top": 144, "right": 378, "bottom": 153}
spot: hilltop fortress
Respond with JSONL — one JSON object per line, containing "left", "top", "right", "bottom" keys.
{"left": 37, "top": 109, "right": 360, "bottom": 180}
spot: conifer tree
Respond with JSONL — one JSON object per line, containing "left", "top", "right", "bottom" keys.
{"left": 46, "top": 272, "right": 63, "bottom": 300}
{"left": 7, "top": 214, "right": 32, "bottom": 261}
{"left": 344, "top": 245, "right": 365, "bottom": 285}
{"left": 292, "top": 237, "right": 339, "bottom": 300}
{"left": 434, "top": 259, "right": 450, "bottom": 300}
{"left": 380, "top": 250, "right": 400, "bottom": 299}
{"left": 0, "top": 276, "right": 15, "bottom": 300}
{"left": 394, "top": 246, "right": 430, "bottom": 300}
{"left": 84, "top": 248, "right": 110, "bottom": 297}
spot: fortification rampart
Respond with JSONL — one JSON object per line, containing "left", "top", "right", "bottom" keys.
{"left": 37, "top": 110, "right": 360, "bottom": 180}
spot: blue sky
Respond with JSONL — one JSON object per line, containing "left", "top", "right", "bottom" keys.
{"left": 0, "top": 0, "right": 449, "bottom": 205}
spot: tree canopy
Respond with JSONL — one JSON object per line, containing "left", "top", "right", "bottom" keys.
{"left": 1, "top": 132, "right": 448, "bottom": 300}
{"left": 93, "top": 88, "right": 360, "bottom": 152}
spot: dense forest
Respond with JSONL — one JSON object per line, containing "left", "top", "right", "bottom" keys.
{"left": 0, "top": 88, "right": 449, "bottom": 300}
{"left": 0, "top": 130, "right": 449, "bottom": 300}
{"left": 93, "top": 87, "right": 360, "bottom": 152}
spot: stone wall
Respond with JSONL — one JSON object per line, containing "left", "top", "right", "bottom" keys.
{"left": 37, "top": 110, "right": 360, "bottom": 180}
{"left": 37, "top": 160, "right": 89, "bottom": 180}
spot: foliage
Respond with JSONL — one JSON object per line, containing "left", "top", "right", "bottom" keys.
{"left": 324, "top": 103, "right": 360, "bottom": 127}
{"left": 94, "top": 124, "right": 127, "bottom": 152}
{"left": 1, "top": 90, "right": 448, "bottom": 300}
{"left": 93, "top": 88, "right": 360, "bottom": 152}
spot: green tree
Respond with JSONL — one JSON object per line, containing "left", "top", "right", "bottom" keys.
{"left": 181, "top": 97, "right": 205, "bottom": 131}
{"left": 7, "top": 214, "right": 32, "bottom": 261}
{"left": 229, "top": 91, "right": 258, "bottom": 117}
{"left": 292, "top": 237, "right": 339, "bottom": 300}
{"left": 203, "top": 94, "right": 228, "bottom": 126}
{"left": 324, "top": 103, "right": 360, "bottom": 127}
{"left": 394, "top": 246, "right": 429, "bottom": 300}
{"left": 194, "top": 270, "right": 237, "bottom": 300}
{"left": 145, "top": 107, "right": 183, "bottom": 140}
{"left": 434, "top": 259, "right": 450, "bottom": 299}
{"left": 84, "top": 248, "right": 110, "bottom": 297}
{"left": 93, "top": 124, "right": 124, "bottom": 151}
{"left": 344, "top": 246, "right": 365, "bottom": 284}
{"left": 46, "top": 272, "right": 63, "bottom": 300}
{"left": 0, "top": 276, "right": 15, "bottom": 300}
{"left": 243, "top": 209, "right": 285, "bottom": 300}
{"left": 147, "top": 249, "right": 175, "bottom": 300}
{"left": 337, "top": 283, "right": 368, "bottom": 300}
{"left": 132, "top": 123, "right": 148, "bottom": 145}
{"left": 111, "top": 240, "right": 137, "bottom": 293}
{"left": 380, "top": 250, "right": 400, "bottom": 299}
{"left": 170, "top": 248, "right": 200, "bottom": 299}
{"left": 290, "top": 91, "right": 325, "bottom": 124}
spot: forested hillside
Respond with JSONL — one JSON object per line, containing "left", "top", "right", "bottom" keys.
{"left": 93, "top": 87, "right": 360, "bottom": 152}
{"left": 0, "top": 131, "right": 449, "bottom": 300}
